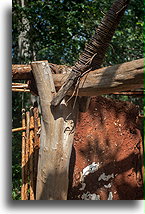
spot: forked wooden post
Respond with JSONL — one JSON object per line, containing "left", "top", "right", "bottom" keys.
{"left": 31, "top": 61, "right": 78, "bottom": 200}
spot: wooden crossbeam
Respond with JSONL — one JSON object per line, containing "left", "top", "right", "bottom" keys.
{"left": 12, "top": 58, "right": 144, "bottom": 97}
{"left": 52, "top": 58, "right": 144, "bottom": 97}
{"left": 12, "top": 63, "right": 71, "bottom": 80}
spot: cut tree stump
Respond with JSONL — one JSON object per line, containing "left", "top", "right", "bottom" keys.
{"left": 31, "top": 61, "right": 78, "bottom": 200}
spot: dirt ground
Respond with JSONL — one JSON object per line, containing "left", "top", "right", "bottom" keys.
{"left": 68, "top": 96, "right": 143, "bottom": 200}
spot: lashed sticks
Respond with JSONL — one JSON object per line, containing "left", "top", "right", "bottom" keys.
{"left": 12, "top": 82, "right": 30, "bottom": 92}
{"left": 20, "top": 105, "right": 40, "bottom": 200}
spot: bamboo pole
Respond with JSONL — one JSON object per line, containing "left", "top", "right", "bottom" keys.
{"left": 33, "top": 102, "right": 40, "bottom": 198}
{"left": 25, "top": 111, "right": 30, "bottom": 200}
{"left": 29, "top": 107, "right": 35, "bottom": 200}
{"left": 21, "top": 108, "right": 26, "bottom": 200}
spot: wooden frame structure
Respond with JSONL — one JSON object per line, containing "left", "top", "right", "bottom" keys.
{"left": 20, "top": 105, "right": 40, "bottom": 200}
{"left": 12, "top": 0, "right": 143, "bottom": 200}
{"left": 12, "top": 57, "right": 143, "bottom": 200}
{"left": 12, "top": 58, "right": 143, "bottom": 96}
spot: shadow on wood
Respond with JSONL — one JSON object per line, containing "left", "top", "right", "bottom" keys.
{"left": 31, "top": 61, "right": 79, "bottom": 200}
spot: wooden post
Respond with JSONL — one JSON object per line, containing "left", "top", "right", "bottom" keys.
{"left": 33, "top": 102, "right": 40, "bottom": 198}
{"left": 25, "top": 111, "right": 30, "bottom": 200}
{"left": 29, "top": 107, "right": 35, "bottom": 200}
{"left": 31, "top": 61, "right": 78, "bottom": 200}
{"left": 21, "top": 108, "right": 26, "bottom": 200}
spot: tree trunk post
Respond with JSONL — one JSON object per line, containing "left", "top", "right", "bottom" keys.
{"left": 31, "top": 61, "right": 78, "bottom": 200}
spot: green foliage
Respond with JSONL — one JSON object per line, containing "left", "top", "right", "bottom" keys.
{"left": 12, "top": 0, "right": 143, "bottom": 199}
{"left": 12, "top": 0, "right": 143, "bottom": 65}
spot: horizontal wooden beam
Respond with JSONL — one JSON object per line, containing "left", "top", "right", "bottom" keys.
{"left": 53, "top": 58, "right": 144, "bottom": 96}
{"left": 12, "top": 58, "right": 143, "bottom": 96}
{"left": 12, "top": 63, "right": 71, "bottom": 80}
{"left": 12, "top": 64, "right": 33, "bottom": 80}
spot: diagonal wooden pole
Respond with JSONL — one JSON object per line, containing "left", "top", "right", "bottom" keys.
{"left": 31, "top": 61, "right": 78, "bottom": 200}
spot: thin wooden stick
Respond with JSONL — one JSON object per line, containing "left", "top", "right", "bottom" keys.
{"left": 12, "top": 83, "right": 29, "bottom": 88}
{"left": 12, "top": 82, "right": 22, "bottom": 85}
{"left": 12, "top": 82, "right": 24, "bottom": 85}
{"left": 21, "top": 108, "right": 26, "bottom": 200}
{"left": 29, "top": 107, "right": 35, "bottom": 200}
{"left": 12, "top": 86, "right": 29, "bottom": 89}
{"left": 13, "top": 127, "right": 27, "bottom": 132}
{"left": 25, "top": 111, "right": 30, "bottom": 200}
{"left": 110, "top": 91, "right": 144, "bottom": 95}
{"left": 33, "top": 102, "right": 40, "bottom": 199}
{"left": 12, "top": 88, "right": 30, "bottom": 92}
{"left": 12, "top": 125, "right": 41, "bottom": 133}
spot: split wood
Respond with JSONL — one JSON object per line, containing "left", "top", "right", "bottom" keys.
{"left": 31, "top": 61, "right": 79, "bottom": 200}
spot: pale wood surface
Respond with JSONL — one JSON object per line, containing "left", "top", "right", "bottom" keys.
{"left": 31, "top": 61, "right": 78, "bottom": 200}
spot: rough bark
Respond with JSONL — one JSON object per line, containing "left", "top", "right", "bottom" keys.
{"left": 12, "top": 58, "right": 143, "bottom": 96}
{"left": 31, "top": 61, "right": 78, "bottom": 200}
{"left": 12, "top": 63, "right": 72, "bottom": 80}
{"left": 51, "top": 58, "right": 144, "bottom": 97}
{"left": 51, "top": 0, "right": 130, "bottom": 106}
